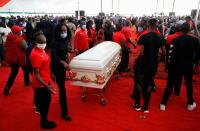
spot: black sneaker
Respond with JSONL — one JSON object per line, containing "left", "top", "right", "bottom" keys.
{"left": 142, "top": 106, "right": 149, "bottom": 113}
{"left": 132, "top": 103, "right": 141, "bottom": 111}
{"left": 34, "top": 105, "right": 40, "bottom": 114}
{"left": 62, "top": 115, "right": 72, "bottom": 121}
{"left": 151, "top": 86, "right": 157, "bottom": 92}
{"left": 3, "top": 87, "right": 9, "bottom": 96}
{"left": 41, "top": 121, "right": 57, "bottom": 129}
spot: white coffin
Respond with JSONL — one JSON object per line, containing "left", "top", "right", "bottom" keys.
{"left": 69, "top": 41, "right": 121, "bottom": 89}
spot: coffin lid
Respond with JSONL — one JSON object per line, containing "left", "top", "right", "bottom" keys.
{"left": 69, "top": 41, "right": 121, "bottom": 71}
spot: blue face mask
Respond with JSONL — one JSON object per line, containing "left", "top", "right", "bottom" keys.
{"left": 82, "top": 25, "right": 86, "bottom": 30}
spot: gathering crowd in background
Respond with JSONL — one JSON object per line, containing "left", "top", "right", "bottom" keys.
{"left": 0, "top": 14, "right": 200, "bottom": 129}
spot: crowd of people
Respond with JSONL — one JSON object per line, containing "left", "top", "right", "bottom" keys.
{"left": 0, "top": 14, "right": 200, "bottom": 129}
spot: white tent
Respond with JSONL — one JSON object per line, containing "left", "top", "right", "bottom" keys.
{"left": 0, "top": 0, "right": 76, "bottom": 14}
{"left": 0, "top": 0, "right": 199, "bottom": 16}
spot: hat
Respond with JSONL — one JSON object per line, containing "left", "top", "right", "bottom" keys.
{"left": 11, "top": 25, "right": 23, "bottom": 34}
{"left": 180, "top": 22, "right": 190, "bottom": 33}
{"left": 80, "top": 21, "right": 86, "bottom": 25}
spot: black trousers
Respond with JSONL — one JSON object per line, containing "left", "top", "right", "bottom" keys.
{"left": 120, "top": 47, "right": 130, "bottom": 72}
{"left": 161, "top": 68, "right": 194, "bottom": 105}
{"left": 0, "top": 44, "right": 4, "bottom": 63}
{"left": 5, "top": 64, "right": 30, "bottom": 89}
{"left": 34, "top": 88, "right": 51, "bottom": 123}
{"left": 53, "top": 63, "right": 69, "bottom": 116}
{"left": 133, "top": 72, "right": 154, "bottom": 109}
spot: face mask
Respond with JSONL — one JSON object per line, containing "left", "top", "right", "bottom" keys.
{"left": 92, "top": 24, "right": 95, "bottom": 28}
{"left": 82, "top": 25, "right": 86, "bottom": 30}
{"left": 36, "top": 43, "right": 46, "bottom": 50}
{"left": 60, "top": 32, "right": 67, "bottom": 38}
{"left": 19, "top": 31, "right": 23, "bottom": 36}
{"left": 138, "top": 26, "right": 143, "bottom": 32}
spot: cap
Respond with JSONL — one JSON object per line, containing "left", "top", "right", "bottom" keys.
{"left": 11, "top": 25, "right": 23, "bottom": 34}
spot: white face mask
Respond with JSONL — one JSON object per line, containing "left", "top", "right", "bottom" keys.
{"left": 60, "top": 32, "right": 67, "bottom": 38}
{"left": 36, "top": 43, "right": 46, "bottom": 50}
{"left": 138, "top": 26, "right": 143, "bottom": 32}
{"left": 19, "top": 31, "right": 23, "bottom": 36}
{"left": 92, "top": 24, "right": 96, "bottom": 28}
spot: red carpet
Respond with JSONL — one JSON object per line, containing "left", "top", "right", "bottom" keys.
{"left": 0, "top": 51, "right": 200, "bottom": 131}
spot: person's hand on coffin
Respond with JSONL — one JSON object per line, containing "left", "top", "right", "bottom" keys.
{"left": 60, "top": 60, "right": 70, "bottom": 70}
{"left": 75, "top": 49, "right": 79, "bottom": 55}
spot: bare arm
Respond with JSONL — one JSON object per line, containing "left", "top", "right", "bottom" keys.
{"left": 33, "top": 68, "right": 56, "bottom": 94}
{"left": 33, "top": 68, "right": 49, "bottom": 87}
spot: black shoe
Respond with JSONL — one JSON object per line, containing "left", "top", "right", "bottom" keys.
{"left": 41, "top": 121, "right": 57, "bottom": 129}
{"left": 3, "top": 87, "right": 9, "bottom": 96}
{"left": 34, "top": 105, "right": 40, "bottom": 114}
{"left": 132, "top": 103, "right": 141, "bottom": 111}
{"left": 62, "top": 115, "right": 72, "bottom": 121}
{"left": 142, "top": 106, "right": 149, "bottom": 113}
{"left": 151, "top": 86, "right": 157, "bottom": 92}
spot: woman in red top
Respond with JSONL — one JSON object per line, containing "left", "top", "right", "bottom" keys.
{"left": 87, "top": 20, "right": 96, "bottom": 48}
{"left": 29, "top": 31, "right": 56, "bottom": 129}
{"left": 113, "top": 23, "right": 126, "bottom": 75}
{"left": 74, "top": 21, "right": 89, "bottom": 54}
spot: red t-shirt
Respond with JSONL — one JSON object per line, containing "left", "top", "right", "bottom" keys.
{"left": 122, "top": 27, "right": 132, "bottom": 48}
{"left": 29, "top": 47, "right": 50, "bottom": 88}
{"left": 113, "top": 32, "right": 126, "bottom": 47}
{"left": 166, "top": 32, "right": 182, "bottom": 45}
{"left": 74, "top": 29, "right": 89, "bottom": 51}
{"left": 88, "top": 28, "right": 96, "bottom": 45}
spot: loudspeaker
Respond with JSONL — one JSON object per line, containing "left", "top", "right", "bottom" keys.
{"left": 169, "top": 12, "right": 175, "bottom": 17}
{"left": 99, "top": 12, "right": 105, "bottom": 17}
{"left": 75, "top": 10, "right": 85, "bottom": 17}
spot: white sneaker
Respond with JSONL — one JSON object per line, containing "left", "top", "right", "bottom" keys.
{"left": 187, "top": 102, "right": 196, "bottom": 111}
{"left": 160, "top": 104, "right": 166, "bottom": 111}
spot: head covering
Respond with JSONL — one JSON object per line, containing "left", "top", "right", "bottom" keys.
{"left": 80, "top": 21, "right": 86, "bottom": 25}
{"left": 180, "top": 22, "right": 190, "bottom": 33}
{"left": 11, "top": 25, "right": 23, "bottom": 34}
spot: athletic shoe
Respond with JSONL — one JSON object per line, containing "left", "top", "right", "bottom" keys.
{"left": 187, "top": 102, "right": 196, "bottom": 111}
{"left": 151, "top": 86, "right": 157, "bottom": 92}
{"left": 142, "top": 106, "right": 149, "bottom": 113}
{"left": 144, "top": 110, "right": 149, "bottom": 113}
{"left": 132, "top": 103, "right": 141, "bottom": 111}
{"left": 34, "top": 105, "right": 40, "bottom": 114}
{"left": 160, "top": 104, "right": 166, "bottom": 111}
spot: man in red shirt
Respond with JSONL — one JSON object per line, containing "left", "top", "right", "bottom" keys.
{"left": 165, "top": 23, "right": 182, "bottom": 96}
{"left": 113, "top": 23, "right": 126, "bottom": 74}
{"left": 29, "top": 31, "right": 56, "bottom": 129}
{"left": 74, "top": 21, "right": 89, "bottom": 54}
{"left": 122, "top": 20, "right": 136, "bottom": 72}
{"left": 3, "top": 25, "right": 30, "bottom": 96}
